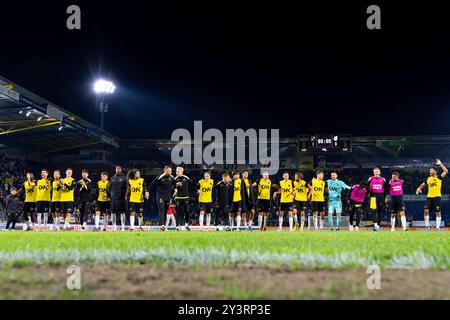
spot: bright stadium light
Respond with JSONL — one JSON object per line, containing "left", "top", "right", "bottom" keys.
{"left": 25, "top": 111, "right": 31, "bottom": 117}
{"left": 93, "top": 79, "right": 116, "bottom": 94}
{"left": 36, "top": 116, "right": 43, "bottom": 122}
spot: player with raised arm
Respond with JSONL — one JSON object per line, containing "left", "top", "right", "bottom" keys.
{"left": 326, "top": 171, "right": 351, "bottom": 231}
{"left": 60, "top": 168, "right": 76, "bottom": 230}
{"left": 35, "top": 169, "right": 52, "bottom": 230}
{"left": 197, "top": 171, "right": 214, "bottom": 229}
{"left": 274, "top": 171, "right": 295, "bottom": 231}
{"left": 51, "top": 170, "right": 62, "bottom": 231}
{"left": 416, "top": 159, "right": 448, "bottom": 231}
{"left": 77, "top": 169, "right": 93, "bottom": 231}
{"left": 308, "top": 170, "right": 327, "bottom": 230}
{"left": 293, "top": 172, "right": 309, "bottom": 230}
{"left": 125, "top": 169, "right": 149, "bottom": 231}
{"left": 19, "top": 171, "right": 36, "bottom": 231}
{"left": 367, "top": 167, "right": 388, "bottom": 231}
{"left": 388, "top": 171, "right": 408, "bottom": 231}
{"left": 95, "top": 172, "right": 111, "bottom": 231}
{"left": 252, "top": 172, "right": 273, "bottom": 231}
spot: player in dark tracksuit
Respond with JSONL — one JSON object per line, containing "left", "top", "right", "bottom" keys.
{"left": 214, "top": 173, "right": 233, "bottom": 226}
{"left": 77, "top": 169, "right": 93, "bottom": 230}
{"left": 150, "top": 166, "right": 175, "bottom": 230}
{"left": 5, "top": 188, "right": 20, "bottom": 230}
{"left": 110, "top": 165, "right": 128, "bottom": 231}
{"left": 173, "top": 167, "right": 194, "bottom": 230}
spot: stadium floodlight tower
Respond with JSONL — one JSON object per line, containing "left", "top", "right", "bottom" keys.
{"left": 93, "top": 79, "right": 115, "bottom": 129}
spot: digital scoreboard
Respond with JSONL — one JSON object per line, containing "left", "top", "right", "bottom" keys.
{"left": 299, "top": 134, "right": 351, "bottom": 152}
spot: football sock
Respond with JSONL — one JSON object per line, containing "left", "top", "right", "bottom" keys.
{"left": 279, "top": 217, "right": 283, "bottom": 230}
{"left": 111, "top": 214, "right": 116, "bottom": 227}
{"left": 258, "top": 215, "right": 263, "bottom": 228}
{"left": 436, "top": 216, "right": 441, "bottom": 229}
{"left": 391, "top": 217, "right": 396, "bottom": 229}
{"left": 95, "top": 215, "right": 100, "bottom": 229}
{"left": 130, "top": 215, "right": 135, "bottom": 228}
{"left": 336, "top": 213, "right": 341, "bottom": 227}
{"left": 120, "top": 213, "right": 126, "bottom": 227}
{"left": 138, "top": 216, "right": 143, "bottom": 227}
{"left": 206, "top": 215, "right": 211, "bottom": 226}
{"left": 236, "top": 216, "right": 241, "bottom": 228}
{"left": 328, "top": 213, "right": 333, "bottom": 228}
{"left": 199, "top": 214, "right": 204, "bottom": 227}
{"left": 301, "top": 215, "right": 305, "bottom": 228}
{"left": 289, "top": 217, "right": 293, "bottom": 230}
{"left": 319, "top": 217, "right": 324, "bottom": 229}
{"left": 313, "top": 215, "right": 318, "bottom": 229}
{"left": 424, "top": 215, "right": 429, "bottom": 227}
{"left": 293, "top": 214, "right": 298, "bottom": 225}
{"left": 401, "top": 216, "right": 406, "bottom": 229}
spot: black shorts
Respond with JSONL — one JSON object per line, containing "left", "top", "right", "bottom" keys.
{"left": 294, "top": 200, "right": 308, "bottom": 212}
{"left": 129, "top": 202, "right": 144, "bottom": 213}
{"left": 199, "top": 202, "right": 213, "bottom": 214}
{"left": 425, "top": 197, "right": 441, "bottom": 212}
{"left": 246, "top": 200, "right": 253, "bottom": 211}
{"left": 257, "top": 199, "right": 271, "bottom": 212}
{"left": 51, "top": 201, "right": 61, "bottom": 213}
{"left": 230, "top": 201, "right": 242, "bottom": 214}
{"left": 23, "top": 202, "right": 36, "bottom": 214}
{"left": 390, "top": 196, "right": 405, "bottom": 213}
{"left": 311, "top": 201, "right": 326, "bottom": 212}
{"left": 280, "top": 202, "right": 293, "bottom": 214}
{"left": 110, "top": 199, "right": 126, "bottom": 213}
{"left": 60, "top": 201, "right": 74, "bottom": 213}
{"left": 96, "top": 201, "right": 110, "bottom": 214}
{"left": 36, "top": 201, "right": 50, "bottom": 213}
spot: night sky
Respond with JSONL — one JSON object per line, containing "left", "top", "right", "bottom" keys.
{"left": 1, "top": 1, "right": 450, "bottom": 139}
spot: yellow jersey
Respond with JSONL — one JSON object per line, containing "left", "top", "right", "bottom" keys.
{"left": 129, "top": 178, "right": 145, "bottom": 203}
{"left": 23, "top": 181, "right": 37, "bottom": 203}
{"left": 426, "top": 176, "right": 443, "bottom": 198}
{"left": 198, "top": 178, "right": 214, "bottom": 203}
{"left": 36, "top": 178, "right": 51, "bottom": 202}
{"left": 294, "top": 180, "right": 308, "bottom": 201}
{"left": 244, "top": 178, "right": 251, "bottom": 197}
{"left": 310, "top": 178, "right": 326, "bottom": 202}
{"left": 60, "top": 177, "right": 76, "bottom": 202}
{"left": 233, "top": 179, "right": 242, "bottom": 202}
{"left": 52, "top": 180, "right": 62, "bottom": 202}
{"left": 279, "top": 179, "right": 294, "bottom": 203}
{"left": 257, "top": 179, "right": 272, "bottom": 200}
{"left": 97, "top": 180, "right": 111, "bottom": 202}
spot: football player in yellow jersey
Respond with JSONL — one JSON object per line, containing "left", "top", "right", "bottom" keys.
{"left": 125, "top": 169, "right": 149, "bottom": 231}
{"left": 229, "top": 171, "right": 248, "bottom": 230}
{"left": 293, "top": 172, "right": 310, "bottom": 230}
{"left": 51, "top": 170, "right": 62, "bottom": 230}
{"left": 197, "top": 171, "right": 214, "bottom": 228}
{"left": 252, "top": 171, "right": 273, "bottom": 231}
{"left": 20, "top": 171, "right": 36, "bottom": 230}
{"left": 308, "top": 170, "right": 327, "bottom": 230}
{"left": 242, "top": 170, "right": 255, "bottom": 230}
{"left": 95, "top": 172, "right": 111, "bottom": 231}
{"left": 35, "top": 169, "right": 52, "bottom": 230}
{"left": 273, "top": 171, "right": 295, "bottom": 231}
{"left": 60, "top": 168, "right": 76, "bottom": 230}
{"left": 416, "top": 159, "right": 448, "bottom": 230}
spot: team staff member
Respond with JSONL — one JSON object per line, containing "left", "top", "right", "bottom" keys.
{"left": 416, "top": 159, "right": 448, "bottom": 231}
{"left": 252, "top": 172, "right": 273, "bottom": 231}
{"left": 173, "top": 167, "right": 194, "bottom": 231}
{"left": 215, "top": 173, "right": 232, "bottom": 226}
{"left": 293, "top": 172, "right": 309, "bottom": 230}
{"left": 151, "top": 166, "right": 174, "bottom": 231}
{"left": 229, "top": 171, "right": 249, "bottom": 230}
{"left": 389, "top": 172, "right": 408, "bottom": 231}
{"left": 19, "top": 171, "right": 36, "bottom": 231}
{"left": 126, "top": 169, "right": 149, "bottom": 231}
{"left": 35, "top": 169, "right": 52, "bottom": 230}
{"left": 367, "top": 167, "right": 389, "bottom": 231}
{"left": 348, "top": 182, "right": 367, "bottom": 231}
{"left": 110, "top": 165, "right": 128, "bottom": 231}
{"left": 77, "top": 169, "right": 93, "bottom": 231}
{"left": 274, "top": 172, "right": 295, "bottom": 231}
{"left": 60, "top": 168, "right": 76, "bottom": 230}
{"left": 95, "top": 172, "right": 111, "bottom": 231}
{"left": 51, "top": 170, "right": 63, "bottom": 231}
{"left": 308, "top": 170, "right": 327, "bottom": 230}
{"left": 197, "top": 171, "right": 214, "bottom": 228}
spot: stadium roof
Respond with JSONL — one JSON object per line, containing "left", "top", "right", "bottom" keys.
{"left": 0, "top": 75, "right": 119, "bottom": 157}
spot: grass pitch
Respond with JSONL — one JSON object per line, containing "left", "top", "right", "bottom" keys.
{"left": 0, "top": 230, "right": 449, "bottom": 299}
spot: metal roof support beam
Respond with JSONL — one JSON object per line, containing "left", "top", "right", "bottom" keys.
{"left": 0, "top": 120, "right": 60, "bottom": 136}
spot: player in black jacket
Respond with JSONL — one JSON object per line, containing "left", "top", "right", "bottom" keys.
{"left": 77, "top": 169, "right": 93, "bottom": 230}
{"left": 173, "top": 167, "right": 194, "bottom": 230}
{"left": 214, "top": 172, "right": 233, "bottom": 227}
{"left": 5, "top": 188, "right": 20, "bottom": 230}
{"left": 110, "top": 165, "right": 128, "bottom": 231}
{"left": 151, "top": 166, "right": 175, "bottom": 230}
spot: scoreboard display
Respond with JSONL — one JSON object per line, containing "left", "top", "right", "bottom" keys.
{"left": 299, "top": 134, "right": 351, "bottom": 152}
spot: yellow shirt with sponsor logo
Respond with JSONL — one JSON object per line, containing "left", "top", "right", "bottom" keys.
{"left": 198, "top": 178, "right": 214, "bottom": 203}
{"left": 24, "top": 181, "right": 37, "bottom": 203}
{"left": 233, "top": 179, "right": 242, "bottom": 202}
{"left": 60, "top": 177, "right": 75, "bottom": 202}
{"left": 310, "top": 178, "right": 326, "bottom": 202}
{"left": 36, "top": 178, "right": 52, "bottom": 202}
{"left": 294, "top": 180, "right": 308, "bottom": 201}
{"left": 279, "top": 179, "right": 294, "bottom": 203}
{"left": 426, "top": 176, "right": 443, "bottom": 198}
{"left": 52, "top": 180, "right": 62, "bottom": 202}
{"left": 129, "top": 178, "right": 145, "bottom": 203}
{"left": 258, "top": 179, "right": 272, "bottom": 200}
{"left": 97, "top": 180, "right": 111, "bottom": 202}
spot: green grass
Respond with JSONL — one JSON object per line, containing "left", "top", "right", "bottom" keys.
{"left": 0, "top": 230, "right": 449, "bottom": 269}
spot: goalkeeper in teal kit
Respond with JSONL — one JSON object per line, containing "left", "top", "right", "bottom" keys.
{"left": 326, "top": 171, "right": 351, "bottom": 230}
